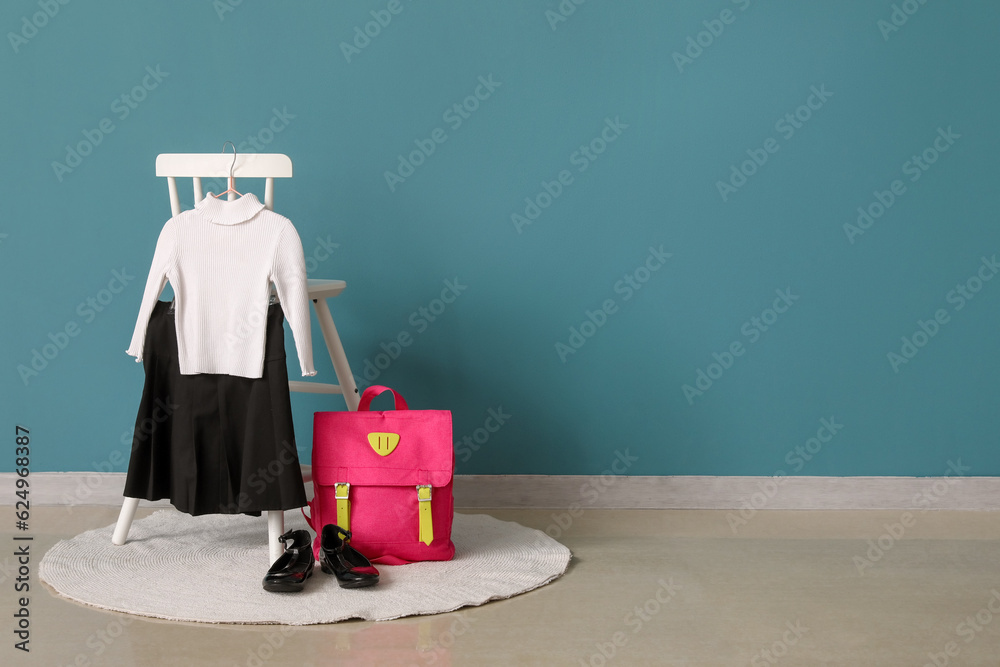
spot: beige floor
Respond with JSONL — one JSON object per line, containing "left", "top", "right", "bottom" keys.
{"left": 7, "top": 505, "right": 1000, "bottom": 666}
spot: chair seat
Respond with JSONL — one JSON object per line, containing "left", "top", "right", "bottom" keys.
{"left": 283, "top": 278, "right": 356, "bottom": 398}
{"left": 267, "top": 279, "right": 346, "bottom": 302}
{"left": 307, "top": 279, "right": 346, "bottom": 299}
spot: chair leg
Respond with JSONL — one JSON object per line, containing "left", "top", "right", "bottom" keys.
{"left": 115, "top": 499, "right": 285, "bottom": 563}
{"left": 267, "top": 510, "right": 285, "bottom": 564}
{"left": 312, "top": 298, "right": 360, "bottom": 411}
{"left": 112, "top": 497, "right": 140, "bottom": 545}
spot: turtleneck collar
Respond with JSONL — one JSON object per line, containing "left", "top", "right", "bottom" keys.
{"left": 195, "top": 192, "right": 266, "bottom": 225}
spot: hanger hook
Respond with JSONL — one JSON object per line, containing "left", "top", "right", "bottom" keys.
{"left": 221, "top": 141, "right": 237, "bottom": 180}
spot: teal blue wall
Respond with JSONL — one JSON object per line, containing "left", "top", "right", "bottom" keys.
{"left": 3, "top": 1, "right": 998, "bottom": 476}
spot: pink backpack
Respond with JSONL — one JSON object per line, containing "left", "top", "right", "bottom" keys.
{"left": 305, "top": 386, "right": 455, "bottom": 564}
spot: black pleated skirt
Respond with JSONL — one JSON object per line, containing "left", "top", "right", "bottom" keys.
{"left": 124, "top": 300, "right": 307, "bottom": 515}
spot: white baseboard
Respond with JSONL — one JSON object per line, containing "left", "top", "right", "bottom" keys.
{"left": 9, "top": 472, "right": 1000, "bottom": 510}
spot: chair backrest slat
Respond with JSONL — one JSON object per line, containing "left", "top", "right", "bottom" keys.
{"left": 264, "top": 177, "right": 275, "bottom": 211}
{"left": 167, "top": 176, "right": 181, "bottom": 217}
{"left": 192, "top": 177, "right": 203, "bottom": 204}
{"left": 156, "top": 153, "right": 292, "bottom": 216}
{"left": 155, "top": 153, "right": 292, "bottom": 178}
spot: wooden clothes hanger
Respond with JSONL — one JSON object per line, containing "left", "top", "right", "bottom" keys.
{"left": 212, "top": 141, "right": 243, "bottom": 199}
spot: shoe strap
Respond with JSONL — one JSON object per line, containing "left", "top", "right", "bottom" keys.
{"left": 278, "top": 530, "right": 306, "bottom": 553}
{"left": 328, "top": 524, "right": 352, "bottom": 543}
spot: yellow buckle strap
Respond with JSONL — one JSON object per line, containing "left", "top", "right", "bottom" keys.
{"left": 417, "top": 485, "right": 433, "bottom": 545}
{"left": 335, "top": 483, "right": 350, "bottom": 533}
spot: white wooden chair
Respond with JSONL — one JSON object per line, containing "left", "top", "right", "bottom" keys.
{"left": 112, "top": 152, "right": 360, "bottom": 564}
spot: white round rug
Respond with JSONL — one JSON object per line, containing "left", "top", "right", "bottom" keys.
{"left": 39, "top": 511, "right": 571, "bottom": 625}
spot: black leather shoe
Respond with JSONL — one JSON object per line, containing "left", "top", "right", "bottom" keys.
{"left": 262, "top": 529, "right": 314, "bottom": 592}
{"left": 319, "top": 524, "right": 379, "bottom": 589}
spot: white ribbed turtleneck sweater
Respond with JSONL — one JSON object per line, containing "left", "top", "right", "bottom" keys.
{"left": 126, "top": 192, "right": 317, "bottom": 379}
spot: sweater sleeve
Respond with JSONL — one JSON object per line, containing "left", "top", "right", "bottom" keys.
{"left": 272, "top": 222, "right": 318, "bottom": 377}
{"left": 125, "top": 220, "right": 175, "bottom": 363}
